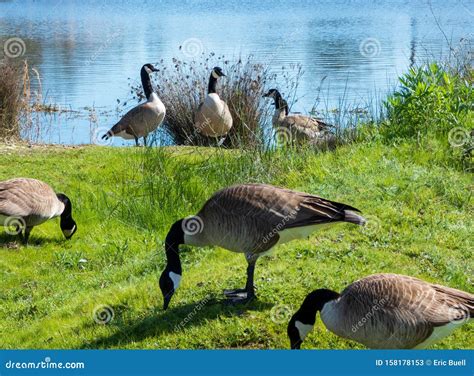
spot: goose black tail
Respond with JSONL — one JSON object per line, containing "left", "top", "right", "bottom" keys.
{"left": 344, "top": 210, "right": 366, "bottom": 226}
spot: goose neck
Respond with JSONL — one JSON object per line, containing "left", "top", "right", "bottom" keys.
{"left": 164, "top": 220, "right": 183, "bottom": 274}
{"left": 298, "top": 289, "right": 340, "bottom": 322}
{"left": 141, "top": 67, "right": 155, "bottom": 100}
{"left": 208, "top": 74, "right": 218, "bottom": 94}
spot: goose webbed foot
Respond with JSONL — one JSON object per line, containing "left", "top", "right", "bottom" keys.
{"left": 223, "top": 260, "right": 256, "bottom": 304}
{"left": 223, "top": 288, "right": 247, "bottom": 297}
{"left": 224, "top": 291, "right": 255, "bottom": 305}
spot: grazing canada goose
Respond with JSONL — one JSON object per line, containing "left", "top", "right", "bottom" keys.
{"left": 102, "top": 63, "right": 166, "bottom": 146}
{"left": 288, "top": 273, "right": 473, "bottom": 349}
{"left": 194, "top": 67, "right": 233, "bottom": 138}
{"left": 159, "top": 183, "right": 365, "bottom": 309}
{"left": 0, "top": 178, "right": 77, "bottom": 244}
{"left": 263, "top": 89, "right": 335, "bottom": 147}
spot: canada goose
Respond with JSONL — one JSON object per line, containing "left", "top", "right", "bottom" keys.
{"left": 102, "top": 63, "right": 166, "bottom": 146}
{"left": 194, "top": 67, "right": 233, "bottom": 138}
{"left": 288, "top": 273, "right": 473, "bottom": 349}
{"left": 263, "top": 89, "right": 335, "bottom": 146}
{"left": 159, "top": 183, "right": 365, "bottom": 309}
{"left": 0, "top": 178, "right": 77, "bottom": 244}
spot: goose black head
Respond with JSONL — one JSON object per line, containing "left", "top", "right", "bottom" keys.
{"left": 159, "top": 219, "right": 184, "bottom": 310}
{"left": 56, "top": 193, "right": 77, "bottom": 240}
{"left": 263, "top": 88, "right": 280, "bottom": 99}
{"left": 143, "top": 63, "right": 159, "bottom": 75}
{"left": 287, "top": 289, "right": 339, "bottom": 349}
{"left": 211, "top": 66, "right": 226, "bottom": 78}
{"left": 141, "top": 64, "right": 159, "bottom": 100}
{"left": 263, "top": 89, "right": 288, "bottom": 114}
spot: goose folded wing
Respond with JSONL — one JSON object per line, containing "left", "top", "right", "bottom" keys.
{"left": 355, "top": 274, "right": 474, "bottom": 326}
{"left": 109, "top": 102, "right": 155, "bottom": 135}
{"left": 283, "top": 115, "right": 331, "bottom": 133}
{"left": 0, "top": 179, "right": 50, "bottom": 217}
{"left": 203, "top": 184, "right": 360, "bottom": 230}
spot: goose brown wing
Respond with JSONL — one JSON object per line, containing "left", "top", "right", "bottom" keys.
{"left": 282, "top": 115, "right": 330, "bottom": 134}
{"left": 200, "top": 183, "right": 361, "bottom": 230}
{"left": 108, "top": 102, "right": 157, "bottom": 136}
{"left": 0, "top": 178, "right": 56, "bottom": 217}
{"left": 346, "top": 274, "right": 473, "bottom": 331}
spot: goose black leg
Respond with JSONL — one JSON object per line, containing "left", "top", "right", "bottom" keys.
{"left": 143, "top": 136, "right": 147, "bottom": 147}
{"left": 134, "top": 137, "right": 139, "bottom": 147}
{"left": 224, "top": 260, "right": 256, "bottom": 304}
{"left": 22, "top": 227, "right": 32, "bottom": 245}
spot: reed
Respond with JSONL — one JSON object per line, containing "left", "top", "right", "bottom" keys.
{"left": 0, "top": 61, "right": 24, "bottom": 140}
{"left": 0, "top": 60, "right": 48, "bottom": 143}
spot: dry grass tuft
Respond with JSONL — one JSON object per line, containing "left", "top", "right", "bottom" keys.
{"left": 0, "top": 61, "right": 24, "bottom": 140}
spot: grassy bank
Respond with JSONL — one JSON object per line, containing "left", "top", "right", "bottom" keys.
{"left": 0, "top": 142, "right": 472, "bottom": 349}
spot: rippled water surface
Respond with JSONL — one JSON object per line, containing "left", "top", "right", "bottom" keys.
{"left": 0, "top": 0, "right": 472, "bottom": 145}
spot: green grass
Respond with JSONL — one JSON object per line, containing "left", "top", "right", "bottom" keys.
{"left": 0, "top": 142, "right": 472, "bottom": 349}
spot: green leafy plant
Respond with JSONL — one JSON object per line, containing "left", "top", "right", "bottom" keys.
{"left": 382, "top": 63, "right": 473, "bottom": 140}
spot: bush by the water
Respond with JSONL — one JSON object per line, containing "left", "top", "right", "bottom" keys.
{"left": 382, "top": 63, "right": 473, "bottom": 139}
{"left": 380, "top": 62, "right": 473, "bottom": 169}
{"left": 129, "top": 53, "right": 303, "bottom": 148}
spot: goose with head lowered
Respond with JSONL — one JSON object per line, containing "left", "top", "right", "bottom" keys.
{"left": 159, "top": 183, "right": 365, "bottom": 309}
{"left": 263, "top": 88, "right": 335, "bottom": 147}
{"left": 0, "top": 178, "right": 77, "bottom": 244}
{"left": 102, "top": 63, "right": 165, "bottom": 146}
{"left": 194, "top": 67, "right": 233, "bottom": 139}
{"left": 287, "top": 273, "right": 473, "bottom": 349}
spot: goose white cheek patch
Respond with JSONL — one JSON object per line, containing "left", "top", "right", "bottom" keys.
{"left": 63, "top": 225, "right": 76, "bottom": 237}
{"left": 169, "top": 271, "right": 182, "bottom": 290}
{"left": 211, "top": 71, "right": 220, "bottom": 79}
{"left": 295, "top": 321, "right": 314, "bottom": 340}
